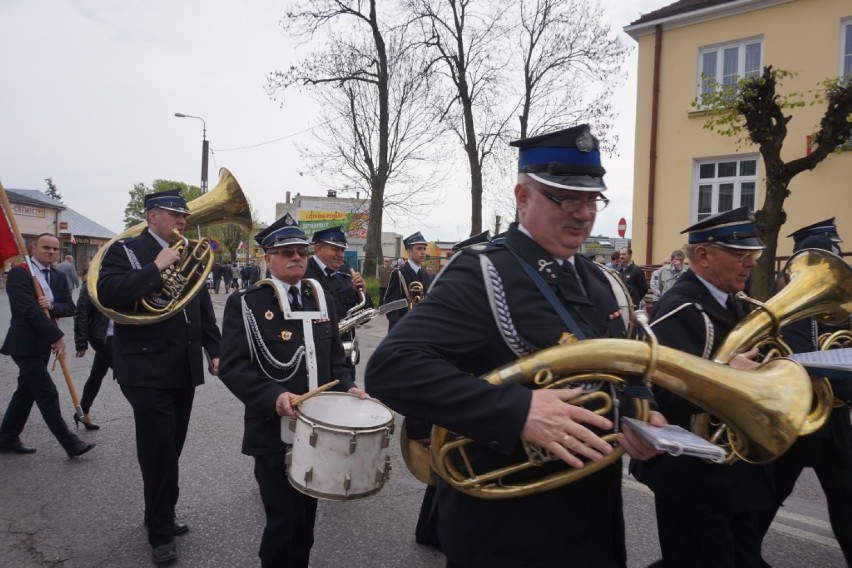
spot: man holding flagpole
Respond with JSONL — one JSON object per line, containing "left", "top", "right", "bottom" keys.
{"left": 0, "top": 232, "right": 95, "bottom": 458}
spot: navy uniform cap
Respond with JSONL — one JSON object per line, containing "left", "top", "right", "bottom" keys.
{"left": 682, "top": 206, "right": 764, "bottom": 249}
{"left": 312, "top": 226, "right": 348, "bottom": 249}
{"left": 144, "top": 189, "right": 189, "bottom": 214}
{"left": 510, "top": 124, "right": 606, "bottom": 192}
{"left": 452, "top": 230, "right": 491, "bottom": 252}
{"left": 403, "top": 231, "right": 427, "bottom": 248}
{"left": 254, "top": 212, "right": 310, "bottom": 250}
{"left": 794, "top": 235, "right": 841, "bottom": 255}
{"left": 787, "top": 218, "right": 842, "bottom": 245}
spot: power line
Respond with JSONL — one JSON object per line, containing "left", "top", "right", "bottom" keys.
{"left": 214, "top": 120, "right": 333, "bottom": 152}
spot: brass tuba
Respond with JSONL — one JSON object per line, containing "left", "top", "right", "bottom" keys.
{"left": 696, "top": 248, "right": 848, "bottom": 460}
{"left": 88, "top": 168, "right": 253, "bottom": 325}
{"left": 425, "top": 323, "right": 813, "bottom": 499}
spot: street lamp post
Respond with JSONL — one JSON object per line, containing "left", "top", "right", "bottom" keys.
{"left": 174, "top": 112, "right": 209, "bottom": 193}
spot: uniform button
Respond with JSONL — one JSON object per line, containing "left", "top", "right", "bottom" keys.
{"left": 488, "top": 441, "right": 500, "bottom": 448}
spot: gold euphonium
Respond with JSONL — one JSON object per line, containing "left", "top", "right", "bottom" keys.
{"left": 699, "top": 248, "right": 848, "bottom": 458}
{"left": 88, "top": 168, "right": 253, "bottom": 325}
{"left": 424, "top": 325, "right": 812, "bottom": 499}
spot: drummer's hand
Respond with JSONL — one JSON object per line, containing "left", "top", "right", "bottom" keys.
{"left": 618, "top": 410, "right": 666, "bottom": 461}
{"left": 348, "top": 386, "right": 368, "bottom": 399}
{"left": 275, "top": 392, "right": 301, "bottom": 419}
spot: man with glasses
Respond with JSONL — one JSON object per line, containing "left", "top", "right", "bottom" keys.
{"left": 218, "top": 213, "right": 364, "bottom": 568}
{"left": 367, "top": 125, "right": 664, "bottom": 566}
{"left": 631, "top": 206, "right": 775, "bottom": 567}
{"left": 97, "top": 189, "right": 221, "bottom": 564}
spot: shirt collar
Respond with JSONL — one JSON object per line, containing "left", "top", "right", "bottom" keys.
{"left": 693, "top": 273, "right": 730, "bottom": 308}
{"left": 517, "top": 222, "right": 575, "bottom": 266}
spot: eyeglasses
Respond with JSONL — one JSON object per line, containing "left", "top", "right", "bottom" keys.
{"left": 707, "top": 245, "right": 763, "bottom": 263}
{"left": 529, "top": 185, "right": 609, "bottom": 212}
{"left": 267, "top": 247, "right": 309, "bottom": 258}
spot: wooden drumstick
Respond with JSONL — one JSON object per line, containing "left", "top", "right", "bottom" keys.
{"left": 291, "top": 380, "right": 340, "bottom": 408}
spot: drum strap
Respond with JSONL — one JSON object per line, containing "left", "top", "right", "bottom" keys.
{"left": 253, "top": 278, "right": 329, "bottom": 391}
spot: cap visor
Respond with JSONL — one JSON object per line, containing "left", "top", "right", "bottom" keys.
{"left": 528, "top": 172, "right": 606, "bottom": 192}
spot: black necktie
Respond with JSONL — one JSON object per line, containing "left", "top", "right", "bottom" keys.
{"left": 42, "top": 268, "right": 51, "bottom": 285}
{"left": 325, "top": 267, "right": 335, "bottom": 278}
{"left": 288, "top": 287, "right": 302, "bottom": 311}
{"left": 563, "top": 261, "right": 587, "bottom": 297}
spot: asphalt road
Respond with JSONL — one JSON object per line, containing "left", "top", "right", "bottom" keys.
{"left": 0, "top": 287, "right": 846, "bottom": 567}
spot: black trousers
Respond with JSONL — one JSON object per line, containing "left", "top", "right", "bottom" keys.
{"left": 0, "top": 355, "right": 78, "bottom": 450}
{"left": 121, "top": 384, "right": 195, "bottom": 547}
{"left": 655, "top": 497, "right": 770, "bottom": 567}
{"left": 80, "top": 336, "right": 114, "bottom": 414}
{"left": 253, "top": 453, "right": 318, "bottom": 568}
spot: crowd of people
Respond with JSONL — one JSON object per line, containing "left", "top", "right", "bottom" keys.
{"left": 0, "top": 123, "right": 850, "bottom": 567}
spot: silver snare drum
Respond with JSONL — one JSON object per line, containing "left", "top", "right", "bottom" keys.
{"left": 285, "top": 392, "right": 394, "bottom": 501}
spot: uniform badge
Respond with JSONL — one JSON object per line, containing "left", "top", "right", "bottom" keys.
{"left": 280, "top": 330, "right": 293, "bottom": 341}
{"left": 265, "top": 310, "right": 274, "bottom": 321}
{"left": 558, "top": 332, "right": 578, "bottom": 345}
{"left": 576, "top": 129, "right": 594, "bottom": 152}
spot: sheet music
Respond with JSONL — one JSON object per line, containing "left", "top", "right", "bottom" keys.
{"left": 790, "top": 348, "right": 852, "bottom": 369}
{"left": 622, "top": 417, "right": 727, "bottom": 463}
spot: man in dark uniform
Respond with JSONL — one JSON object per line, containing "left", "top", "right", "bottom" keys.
{"left": 305, "top": 226, "right": 371, "bottom": 377}
{"left": 757, "top": 218, "right": 852, "bottom": 564}
{"left": 97, "top": 189, "right": 221, "bottom": 564}
{"left": 631, "top": 206, "right": 775, "bottom": 567}
{"left": 616, "top": 246, "right": 647, "bottom": 307}
{"left": 366, "top": 125, "right": 663, "bottom": 567}
{"left": 218, "top": 213, "right": 364, "bottom": 568}
{"left": 383, "top": 231, "right": 430, "bottom": 331}
{"left": 0, "top": 233, "right": 95, "bottom": 458}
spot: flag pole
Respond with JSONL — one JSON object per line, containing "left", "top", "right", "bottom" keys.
{"left": 0, "top": 181, "right": 84, "bottom": 420}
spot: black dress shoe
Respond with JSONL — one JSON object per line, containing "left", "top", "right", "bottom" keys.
{"left": 173, "top": 520, "right": 189, "bottom": 536}
{"left": 66, "top": 440, "right": 96, "bottom": 458}
{"left": 151, "top": 541, "right": 177, "bottom": 564}
{"left": 0, "top": 440, "right": 36, "bottom": 454}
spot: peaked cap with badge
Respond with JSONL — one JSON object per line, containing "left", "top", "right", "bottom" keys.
{"left": 144, "top": 189, "right": 189, "bottom": 214}
{"left": 312, "top": 226, "right": 348, "bottom": 249}
{"left": 403, "top": 231, "right": 427, "bottom": 248}
{"left": 682, "top": 206, "right": 764, "bottom": 250}
{"left": 788, "top": 218, "right": 842, "bottom": 254}
{"left": 254, "top": 212, "right": 310, "bottom": 251}
{"left": 510, "top": 124, "right": 606, "bottom": 192}
{"left": 451, "top": 230, "right": 491, "bottom": 253}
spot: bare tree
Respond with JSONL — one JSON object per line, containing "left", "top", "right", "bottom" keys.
{"left": 515, "top": 0, "right": 630, "bottom": 147}
{"left": 267, "top": 0, "right": 444, "bottom": 276}
{"left": 408, "top": 0, "right": 515, "bottom": 236}
{"left": 697, "top": 67, "right": 852, "bottom": 299}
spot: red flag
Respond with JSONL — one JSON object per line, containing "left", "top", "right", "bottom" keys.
{"left": 0, "top": 202, "right": 20, "bottom": 265}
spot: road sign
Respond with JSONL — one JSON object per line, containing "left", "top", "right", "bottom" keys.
{"left": 209, "top": 239, "right": 219, "bottom": 252}
{"left": 617, "top": 218, "right": 627, "bottom": 238}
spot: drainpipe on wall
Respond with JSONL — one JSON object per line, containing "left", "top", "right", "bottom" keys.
{"left": 645, "top": 24, "right": 663, "bottom": 265}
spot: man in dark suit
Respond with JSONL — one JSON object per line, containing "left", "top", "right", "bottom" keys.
{"left": 758, "top": 218, "right": 852, "bottom": 564}
{"left": 383, "top": 231, "right": 430, "bottom": 331}
{"left": 631, "top": 206, "right": 775, "bottom": 567}
{"left": 0, "top": 233, "right": 95, "bottom": 458}
{"left": 366, "top": 125, "right": 663, "bottom": 567}
{"left": 616, "top": 246, "right": 648, "bottom": 306}
{"left": 97, "top": 189, "right": 221, "bottom": 564}
{"left": 218, "top": 213, "right": 364, "bottom": 568}
{"left": 305, "top": 226, "right": 371, "bottom": 376}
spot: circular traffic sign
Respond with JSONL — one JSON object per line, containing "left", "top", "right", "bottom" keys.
{"left": 617, "top": 218, "right": 627, "bottom": 238}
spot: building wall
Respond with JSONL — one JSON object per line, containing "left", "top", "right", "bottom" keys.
{"left": 630, "top": 0, "right": 852, "bottom": 264}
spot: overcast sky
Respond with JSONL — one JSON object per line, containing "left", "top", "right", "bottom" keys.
{"left": 0, "top": 0, "right": 670, "bottom": 241}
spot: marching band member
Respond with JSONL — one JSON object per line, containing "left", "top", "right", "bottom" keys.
{"left": 631, "top": 206, "right": 775, "bottom": 567}
{"left": 97, "top": 189, "right": 221, "bottom": 564}
{"left": 367, "top": 125, "right": 663, "bottom": 567}
{"left": 383, "top": 231, "right": 430, "bottom": 331}
{"left": 218, "top": 213, "right": 365, "bottom": 568}
{"left": 305, "top": 226, "right": 371, "bottom": 379}
{"left": 757, "top": 218, "right": 852, "bottom": 563}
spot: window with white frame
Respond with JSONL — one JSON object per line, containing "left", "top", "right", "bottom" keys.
{"left": 693, "top": 157, "right": 759, "bottom": 222}
{"left": 842, "top": 20, "right": 852, "bottom": 77}
{"left": 698, "top": 38, "right": 763, "bottom": 98}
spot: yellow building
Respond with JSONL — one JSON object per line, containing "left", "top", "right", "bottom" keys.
{"left": 625, "top": 0, "right": 852, "bottom": 265}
